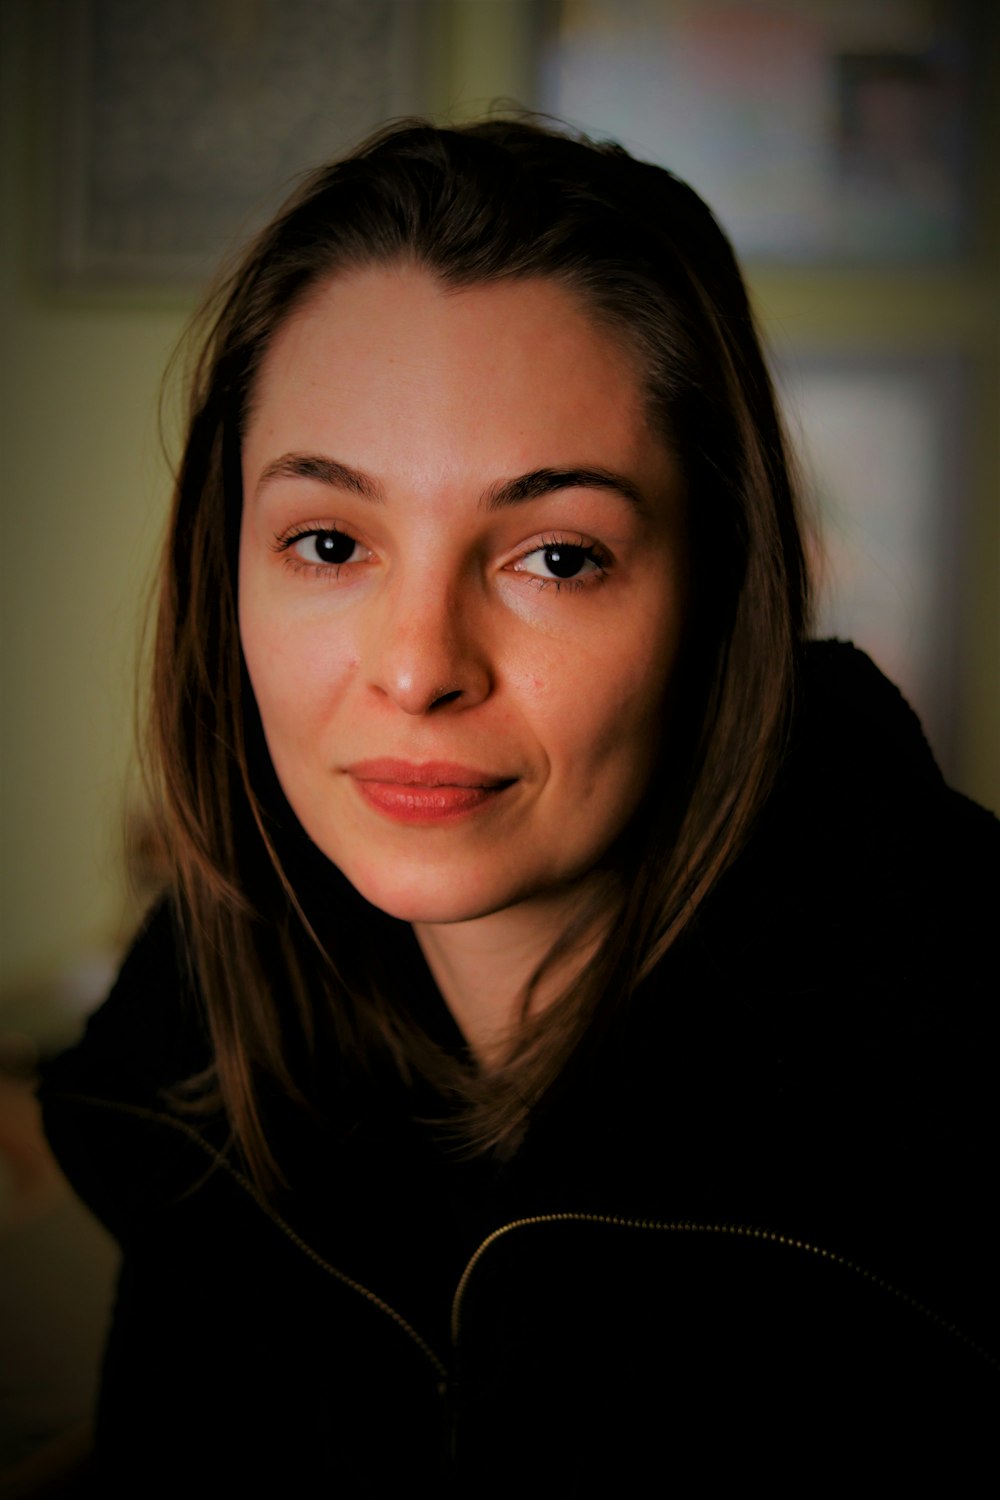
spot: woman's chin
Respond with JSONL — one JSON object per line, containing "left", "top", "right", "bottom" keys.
{"left": 335, "top": 859, "right": 550, "bottom": 929}
{"left": 341, "top": 868, "right": 512, "bottom": 927}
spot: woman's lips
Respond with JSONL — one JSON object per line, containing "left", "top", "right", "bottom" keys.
{"left": 345, "top": 760, "right": 515, "bottom": 824}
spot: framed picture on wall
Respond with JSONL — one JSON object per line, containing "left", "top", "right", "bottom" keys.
{"left": 43, "top": 0, "right": 431, "bottom": 290}
{"left": 540, "top": 0, "right": 974, "bottom": 264}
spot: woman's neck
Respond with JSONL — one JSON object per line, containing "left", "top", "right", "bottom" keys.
{"left": 412, "top": 878, "right": 612, "bottom": 1066}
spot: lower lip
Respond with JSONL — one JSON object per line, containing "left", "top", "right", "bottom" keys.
{"left": 352, "top": 779, "right": 511, "bottom": 825}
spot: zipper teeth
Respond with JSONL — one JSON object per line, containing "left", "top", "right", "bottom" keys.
{"left": 451, "top": 1212, "right": 999, "bottom": 1367}
{"left": 51, "top": 1096, "right": 998, "bottom": 1382}
{"left": 49, "top": 1092, "right": 449, "bottom": 1383}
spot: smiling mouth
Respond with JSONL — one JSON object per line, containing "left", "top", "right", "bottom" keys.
{"left": 345, "top": 759, "right": 515, "bottom": 823}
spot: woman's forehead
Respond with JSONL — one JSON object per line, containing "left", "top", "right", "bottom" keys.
{"left": 243, "top": 265, "right": 667, "bottom": 493}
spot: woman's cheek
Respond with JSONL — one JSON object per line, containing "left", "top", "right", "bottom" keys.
{"left": 244, "top": 608, "right": 351, "bottom": 744}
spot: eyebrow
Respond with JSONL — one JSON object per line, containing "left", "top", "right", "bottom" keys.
{"left": 482, "top": 467, "right": 644, "bottom": 512}
{"left": 255, "top": 453, "right": 644, "bottom": 511}
{"left": 256, "top": 453, "right": 385, "bottom": 502}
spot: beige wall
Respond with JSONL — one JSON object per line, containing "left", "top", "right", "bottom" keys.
{"left": 1, "top": 7, "right": 191, "bottom": 999}
{"left": 1, "top": 0, "right": 996, "bottom": 1016}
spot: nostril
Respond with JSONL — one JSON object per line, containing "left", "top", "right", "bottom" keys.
{"left": 430, "top": 689, "right": 464, "bottom": 710}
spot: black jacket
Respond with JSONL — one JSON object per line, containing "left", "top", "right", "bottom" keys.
{"left": 40, "top": 643, "right": 998, "bottom": 1494}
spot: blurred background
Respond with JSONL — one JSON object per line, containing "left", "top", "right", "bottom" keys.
{"left": 1, "top": 0, "right": 997, "bottom": 1472}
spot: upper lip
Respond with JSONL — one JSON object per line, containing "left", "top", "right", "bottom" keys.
{"left": 345, "top": 758, "right": 513, "bottom": 788}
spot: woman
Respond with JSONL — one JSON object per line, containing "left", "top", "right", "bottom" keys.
{"left": 41, "top": 119, "right": 996, "bottom": 1491}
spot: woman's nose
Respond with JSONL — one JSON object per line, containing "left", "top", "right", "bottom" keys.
{"left": 364, "top": 573, "right": 492, "bottom": 715}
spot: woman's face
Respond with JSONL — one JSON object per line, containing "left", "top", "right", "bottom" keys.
{"left": 239, "top": 265, "right": 688, "bottom": 926}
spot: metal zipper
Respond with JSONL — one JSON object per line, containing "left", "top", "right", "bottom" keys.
{"left": 50, "top": 1095, "right": 997, "bottom": 1384}
{"left": 450, "top": 1211, "right": 998, "bottom": 1368}
{"left": 47, "top": 1092, "right": 450, "bottom": 1386}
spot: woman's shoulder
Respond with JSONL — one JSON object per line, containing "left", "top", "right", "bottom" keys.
{"left": 41, "top": 898, "right": 206, "bottom": 1099}
{"left": 701, "top": 640, "right": 997, "bottom": 1031}
{"left": 757, "top": 637, "right": 996, "bottom": 917}
{"left": 794, "top": 638, "right": 968, "bottom": 807}
{"left": 37, "top": 897, "right": 217, "bottom": 1240}
{"left": 624, "top": 639, "right": 997, "bottom": 1209}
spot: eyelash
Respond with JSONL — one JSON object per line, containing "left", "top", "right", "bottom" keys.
{"left": 271, "top": 526, "right": 611, "bottom": 590}
{"left": 512, "top": 534, "right": 610, "bottom": 591}
{"left": 272, "top": 525, "right": 367, "bottom": 579}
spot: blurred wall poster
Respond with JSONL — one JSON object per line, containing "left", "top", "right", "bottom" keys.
{"left": 51, "top": 0, "right": 429, "bottom": 287}
{"left": 782, "top": 354, "right": 967, "bottom": 771}
{"left": 541, "top": 0, "right": 972, "bottom": 263}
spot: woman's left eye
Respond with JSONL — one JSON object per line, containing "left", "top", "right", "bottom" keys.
{"left": 514, "top": 542, "right": 604, "bottom": 584}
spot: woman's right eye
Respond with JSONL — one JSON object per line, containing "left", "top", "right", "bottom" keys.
{"left": 278, "top": 528, "right": 368, "bottom": 570}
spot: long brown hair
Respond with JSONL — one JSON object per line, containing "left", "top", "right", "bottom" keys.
{"left": 150, "top": 117, "right": 809, "bottom": 1185}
